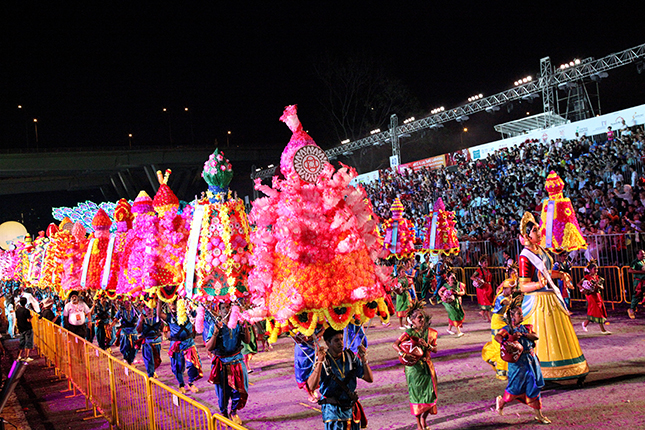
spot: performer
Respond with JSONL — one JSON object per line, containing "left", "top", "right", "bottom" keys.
{"left": 395, "top": 262, "right": 413, "bottom": 329}
{"left": 137, "top": 303, "right": 163, "bottom": 378}
{"left": 241, "top": 322, "right": 258, "bottom": 374}
{"left": 482, "top": 274, "right": 515, "bottom": 380}
{"left": 115, "top": 299, "right": 139, "bottom": 365}
{"left": 439, "top": 272, "right": 465, "bottom": 337}
{"left": 429, "top": 254, "right": 450, "bottom": 305}
{"left": 393, "top": 301, "right": 438, "bottom": 430}
{"left": 518, "top": 212, "right": 589, "bottom": 382}
{"left": 419, "top": 259, "right": 434, "bottom": 301}
{"left": 94, "top": 294, "right": 115, "bottom": 350}
{"left": 494, "top": 298, "right": 550, "bottom": 424}
{"left": 627, "top": 249, "right": 645, "bottom": 319}
{"left": 293, "top": 330, "right": 322, "bottom": 402}
{"left": 579, "top": 260, "right": 611, "bottom": 334}
{"left": 205, "top": 301, "right": 250, "bottom": 425}
{"left": 471, "top": 255, "right": 493, "bottom": 322}
{"left": 308, "top": 327, "right": 373, "bottom": 430}
{"left": 159, "top": 298, "right": 203, "bottom": 394}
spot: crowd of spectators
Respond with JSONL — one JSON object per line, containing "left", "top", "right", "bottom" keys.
{"left": 363, "top": 123, "right": 645, "bottom": 266}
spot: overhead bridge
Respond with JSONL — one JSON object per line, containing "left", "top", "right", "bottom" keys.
{"left": 0, "top": 146, "right": 282, "bottom": 200}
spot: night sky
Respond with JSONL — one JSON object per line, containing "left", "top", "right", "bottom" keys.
{"left": 1, "top": 3, "right": 644, "bottom": 229}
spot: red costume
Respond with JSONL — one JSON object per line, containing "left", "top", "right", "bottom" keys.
{"left": 474, "top": 266, "right": 493, "bottom": 310}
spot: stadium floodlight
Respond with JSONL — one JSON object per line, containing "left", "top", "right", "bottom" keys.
{"left": 590, "top": 71, "right": 609, "bottom": 81}
{"left": 255, "top": 168, "right": 261, "bottom": 172}
{"left": 370, "top": 128, "right": 381, "bottom": 135}
{"left": 267, "top": 164, "right": 274, "bottom": 168}
{"left": 430, "top": 107, "right": 445, "bottom": 115}
{"left": 403, "top": 117, "right": 415, "bottom": 124}
{"left": 467, "top": 94, "right": 483, "bottom": 102}
{"left": 341, "top": 139, "right": 350, "bottom": 144}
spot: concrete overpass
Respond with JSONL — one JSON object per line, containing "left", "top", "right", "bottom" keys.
{"left": 0, "top": 145, "right": 282, "bottom": 201}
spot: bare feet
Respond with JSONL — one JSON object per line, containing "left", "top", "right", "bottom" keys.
{"left": 495, "top": 395, "right": 504, "bottom": 416}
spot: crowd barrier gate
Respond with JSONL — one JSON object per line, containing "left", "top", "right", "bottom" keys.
{"left": 30, "top": 313, "right": 246, "bottom": 430}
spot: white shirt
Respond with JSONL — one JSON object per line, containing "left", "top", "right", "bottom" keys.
{"left": 20, "top": 292, "right": 40, "bottom": 313}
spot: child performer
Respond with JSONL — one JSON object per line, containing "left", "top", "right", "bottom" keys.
{"left": 158, "top": 298, "right": 203, "bottom": 393}
{"left": 482, "top": 273, "right": 515, "bottom": 380}
{"left": 137, "top": 302, "right": 163, "bottom": 378}
{"left": 115, "top": 299, "right": 139, "bottom": 365}
{"left": 494, "top": 298, "right": 550, "bottom": 424}
{"left": 439, "top": 272, "right": 466, "bottom": 337}
{"left": 393, "top": 301, "right": 438, "bottom": 430}
{"left": 471, "top": 255, "right": 493, "bottom": 322}
{"left": 580, "top": 260, "right": 611, "bottom": 335}
{"left": 205, "top": 301, "right": 250, "bottom": 425}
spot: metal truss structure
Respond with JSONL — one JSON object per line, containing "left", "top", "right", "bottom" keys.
{"left": 252, "top": 42, "right": 645, "bottom": 181}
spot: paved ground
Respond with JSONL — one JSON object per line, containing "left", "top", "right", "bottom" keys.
{"left": 4, "top": 298, "right": 645, "bottom": 429}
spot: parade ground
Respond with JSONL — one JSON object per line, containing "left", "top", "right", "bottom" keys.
{"left": 5, "top": 299, "right": 645, "bottom": 430}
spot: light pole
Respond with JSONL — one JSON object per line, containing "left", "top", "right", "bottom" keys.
{"left": 33, "top": 118, "right": 39, "bottom": 149}
{"left": 185, "top": 107, "right": 195, "bottom": 145}
{"left": 227, "top": 130, "right": 231, "bottom": 147}
{"left": 163, "top": 108, "right": 173, "bottom": 144}
{"left": 128, "top": 133, "right": 133, "bottom": 148}
{"left": 18, "top": 105, "right": 28, "bottom": 147}
{"left": 460, "top": 127, "right": 467, "bottom": 147}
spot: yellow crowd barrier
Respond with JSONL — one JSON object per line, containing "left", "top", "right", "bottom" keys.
{"left": 459, "top": 265, "right": 629, "bottom": 305}
{"left": 30, "top": 313, "right": 247, "bottom": 430}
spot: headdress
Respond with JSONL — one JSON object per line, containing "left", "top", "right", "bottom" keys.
{"left": 520, "top": 211, "right": 537, "bottom": 239}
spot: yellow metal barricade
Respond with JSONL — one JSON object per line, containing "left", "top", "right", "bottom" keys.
{"left": 212, "top": 414, "right": 247, "bottom": 430}
{"left": 30, "top": 313, "right": 249, "bottom": 430}
{"left": 85, "top": 343, "right": 116, "bottom": 425}
{"left": 68, "top": 332, "right": 90, "bottom": 397}
{"left": 622, "top": 265, "right": 634, "bottom": 304}
{"left": 111, "top": 357, "right": 152, "bottom": 430}
{"left": 568, "top": 266, "right": 623, "bottom": 307}
{"left": 148, "top": 377, "right": 213, "bottom": 430}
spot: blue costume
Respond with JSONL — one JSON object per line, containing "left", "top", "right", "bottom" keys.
{"left": 140, "top": 312, "right": 163, "bottom": 377}
{"left": 164, "top": 313, "right": 203, "bottom": 388}
{"left": 343, "top": 324, "right": 368, "bottom": 355}
{"left": 115, "top": 307, "right": 138, "bottom": 364}
{"left": 94, "top": 301, "right": 115, "bottom": 350}
{"left": 207, "top": 324, "right": 249, "bottom": 417}
{"left": 498, "top": 324, "right": 544, "bottom": 409}
{"left": 319, "top": 349, "right": 365, "bottom": 430}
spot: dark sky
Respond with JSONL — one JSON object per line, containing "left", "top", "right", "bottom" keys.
{"left": 2, "top": 3, "right": 643, "bottom": 154}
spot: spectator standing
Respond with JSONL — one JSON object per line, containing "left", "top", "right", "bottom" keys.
{"left": 15, "top": 297, "right": 34, "bottom": 361}
{"left": 627, "top": 249, "right": 645, "bottom": 319}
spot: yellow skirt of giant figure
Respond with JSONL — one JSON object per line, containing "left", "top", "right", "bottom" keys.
{"left": 522, "top": 290, "right": 589, "bottom": 380}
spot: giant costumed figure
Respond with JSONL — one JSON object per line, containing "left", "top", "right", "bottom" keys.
{"left": 518, "top": 210, "right": 589, "bottom": 383}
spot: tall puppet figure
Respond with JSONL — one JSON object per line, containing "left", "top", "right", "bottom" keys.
{"left": 518, "top": 211, "right": 589, "bottom": 383}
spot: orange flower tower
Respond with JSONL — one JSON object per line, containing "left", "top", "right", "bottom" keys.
{"left": 249, "top": 105, "right": 392, "bottom": 340}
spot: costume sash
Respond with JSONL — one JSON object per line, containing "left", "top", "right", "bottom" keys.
{"left": 80, "top": 238, "right": 96, "bottom": 288}
{"left": 184, "top": 203, "right": 206, "bottom": 299}
{"left": 428, "top": 212, "right": 438, "bottom": 249}
{"left": 520, "top": 248, "right": 567, "bottom": 309}
{"left": 545, "top": 200, "right": 555, "bottom": 248}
